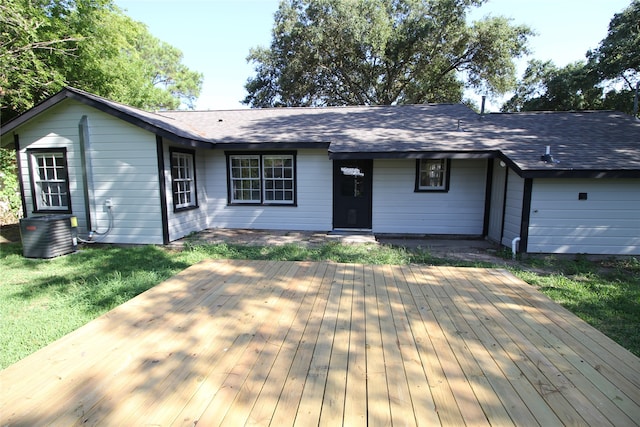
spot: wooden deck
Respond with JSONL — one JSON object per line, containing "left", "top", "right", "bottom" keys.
{"left": 1, "top": 260, "right": 639, "bottom": 426}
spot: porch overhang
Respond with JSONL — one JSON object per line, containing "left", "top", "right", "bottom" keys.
{"left": 328, "top": 150, "right": 500, "bottom": 160}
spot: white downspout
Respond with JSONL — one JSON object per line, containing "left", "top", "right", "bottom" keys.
{"left": 512, "top": 237, "right": 521, "bottom": 260}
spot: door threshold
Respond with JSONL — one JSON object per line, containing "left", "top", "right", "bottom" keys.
{"left": 330, "top": 228, "right": 373, "bottom": 235}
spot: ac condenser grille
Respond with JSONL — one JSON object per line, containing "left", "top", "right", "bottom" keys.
{"left": 20, "top": 215, "right": 78, "bottom": 258}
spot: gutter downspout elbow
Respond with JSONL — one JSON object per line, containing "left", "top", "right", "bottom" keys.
{"left": 512, "top": 237, "right": 521, "bottom": 260}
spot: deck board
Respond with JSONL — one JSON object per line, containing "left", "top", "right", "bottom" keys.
{"left": 1, "top": 259, "right": 639, "bottom": 426}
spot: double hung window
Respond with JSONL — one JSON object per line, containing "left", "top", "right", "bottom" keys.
{"left": 170, "top": 148, "right": 198, "bottom": 211}
{"left": 228, "top": 152, "right": 296, "bottom": 205}
{"left": 29, "top": 149, "right": 71, "bottom": 212}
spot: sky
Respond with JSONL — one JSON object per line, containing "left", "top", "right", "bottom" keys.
{"left": 115, "top": 0, "right": 632, "bottom": 112}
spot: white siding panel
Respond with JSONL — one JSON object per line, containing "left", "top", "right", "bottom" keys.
{"left": 528, "top": 179, "right": 640, "bottom": 255}
{"left": 15, "top": 103, "right": 89, "bottom": 233}
{"left": 372, "top": 159, "right": 487, "bottom": 234}
{"left": 204, "top": 149, "right": 333, "bottom": 231}
{"left": 14, "top": 100, "right": 165, "bottom": 245}
{"left": 501, "top": 169, "right": 524, "bottom": 248}
{"left": 81, "top": 104, "right": 164, "bottom": 244}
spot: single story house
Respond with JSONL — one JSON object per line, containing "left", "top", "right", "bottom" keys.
{"left": 2, "top": 87, "right": 639, "bottom": 255}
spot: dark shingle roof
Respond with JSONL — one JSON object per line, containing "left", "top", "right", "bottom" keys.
{"left": 161, "top": 105, "right": 640, "bottom": 177}
{"left": 470, "top": 111, "right": 640, "bottom": 176}
{"left": 3, "top": 87, "right": 639, "bottom": 177}
{"left": 159, "top": 104, "right": 480, "bottom": 151}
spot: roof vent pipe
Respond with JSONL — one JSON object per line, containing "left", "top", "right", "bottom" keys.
{"left": 480, "top": 95, "right": 486, "bottom": 118}
{"left": 540, "top": 145, "right": 559, "bottom": 163}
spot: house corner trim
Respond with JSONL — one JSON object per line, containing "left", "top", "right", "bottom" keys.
{"left": 519, "top": 178, "right": 533, "bottom": 254}
{"left": 13, "top": 134, "right": 28, "bottom": 219}
{"left": 156, "top": 136, "right": 170, "bottom": 245}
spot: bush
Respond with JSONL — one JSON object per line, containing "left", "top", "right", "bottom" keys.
{"left": 0, "top": 148, "right": 22, "bottom": 225}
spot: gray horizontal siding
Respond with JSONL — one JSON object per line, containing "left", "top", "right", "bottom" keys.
{"left": 205, "top": 149, "right": 333, "bottom": 231}
{"left": 14, "top": 100, "right": 165, "bottom": 244}
{"left": 14, "top": 104, "right": 89, "bottom": 233}
{"left": 527, "top": 179, "right": 640, "bottom": 255}
{"left": 372, "top": 159, "right": 486, "bottom": 234}
{"left": 80, "top": 105, "right": 164, "bottom": 244}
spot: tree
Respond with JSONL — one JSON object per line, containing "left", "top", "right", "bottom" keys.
{"left": 243, "top": 0, "right": 533, "bottom": 107}
{"left": 0, "top": 0, "right": 204, "bottom": 223}
{"left": 503, "top": 1, "right": 639, "bottom": 116}
{"left": 0, "top": 0, "right": 75, "bottom": 117}
{"left": 501, "top": 60, "right": 604, "bottom": 112}
{"left": 0, "top": 0, "right": 203, "bottom": 120}
{"left": 587, "top": 0, "right": 639, "bottom": 92}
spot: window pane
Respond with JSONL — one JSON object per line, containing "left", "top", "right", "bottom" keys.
{"left": 262, "top": 155, "right": 294, "bottom": 204}
{"left": 31, "top": 152, "right": 69, "bottom": 211}
{"left": 230, "top": 155, "right": 261, "bottom": 202}
{"left": 171, "top": 151, "right": 197, "bottom": 209}
{"left": 229, "top": 154, "right": 295, "bottom": 205}
{"left": 419, "top": 159, "right": 447, "bottom": 190}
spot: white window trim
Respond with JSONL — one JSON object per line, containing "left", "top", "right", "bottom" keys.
{"left": 416, "top": 159, "right": 450, "bottom": 192}
{"left": 229, "top": 154, "right": 262, "bottom": 204}
{"left": 228, "top": 152, "right": 296, "bottom": 205}
{"left": 262, "top": 155, "right": 295, "bottom": 204}
{"left": 170, "top": 149, "right": 198, "bottom": 211}
{"left": 29, "top": 149, "right": 71, "bottom": 212}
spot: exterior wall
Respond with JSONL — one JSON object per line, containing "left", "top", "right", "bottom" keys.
{"left": 164, "top": 143, "right": 209, "bottom": 242}
{"left": 13, "top": 104, "right": 89, "bottom": 232}
{"left": 13, "top": 100, "right": 165, "bottom": 245}
{"left": 372, "top": 158, "right": 487, "bottom": 235}
{"left": 527, "top": 178, "right": 640, "bottom": 255}
{"left": 204, "top": 149, "right": 333, "bottom": 231}
{"left": 487, "top": 161, "right": 508, "bottom": 243}
{"left": 501, "top": 169, "right": 524, "bottom": 248}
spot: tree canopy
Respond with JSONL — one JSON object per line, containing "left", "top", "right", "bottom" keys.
{"left": 1, "top": 0, "right": 203, "bottom": 121}
{"left": 243, "top": 0, "right": 533, "bottom": 107}
{"left": 587, "top": 0, "right": 640, "bottom": 91}
{"left": 503, "top": 1, "right": 639, "bottom": 116}
{"left": 500, "top": 60, "right": 604, "bottom": 112}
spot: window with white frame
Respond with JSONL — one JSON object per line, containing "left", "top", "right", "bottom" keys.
{"left": 170, "top": 148, "right": 198, "bottom": 211}
{"left": 29, "top": 149, "right": 71, "bottom": 212}
{"left": 228, "top": 152, "right": 296, "bottom": 205}
{"left": 416, "top": 159, "right": 450, "bottom": 192}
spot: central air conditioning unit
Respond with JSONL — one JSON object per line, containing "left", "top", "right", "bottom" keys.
{"left": 20, "top": 215, "right": 78, "bottom": 259}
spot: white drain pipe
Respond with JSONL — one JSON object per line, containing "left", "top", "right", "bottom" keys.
{"left": 512, "top": 237, "right": 521, "bottom": 260}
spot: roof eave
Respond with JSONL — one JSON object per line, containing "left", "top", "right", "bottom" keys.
{"left": 328, "top": 150, "right": 500, "bottom": 160}
{"left": 216, "top": 141, "right": 330, "bottom": 150}
{"left": 1, "top": 90, "right": 71, "bottom": 135}
{"left": 1, "top": 87, "right": 215, "bottom": 150}
{"left": 520, "top": 169, "right": 640, "bottom": 179}
{"left": 62, "top": 89, "right": 214, "bottom": 149}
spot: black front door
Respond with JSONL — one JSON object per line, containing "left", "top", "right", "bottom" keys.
{"left": 333, "top": 159, "right": 373, "bottom": 229}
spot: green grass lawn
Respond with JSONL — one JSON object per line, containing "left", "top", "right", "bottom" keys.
{"left": 1, "top": 241, "right": 638, "bottom": 368}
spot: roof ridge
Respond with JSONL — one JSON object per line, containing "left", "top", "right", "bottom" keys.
{"left": 161, "top": 102, "right": 469, "bottom": 114}
{"left": 489, "top": 109, "right": 621, "bottom": 115}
